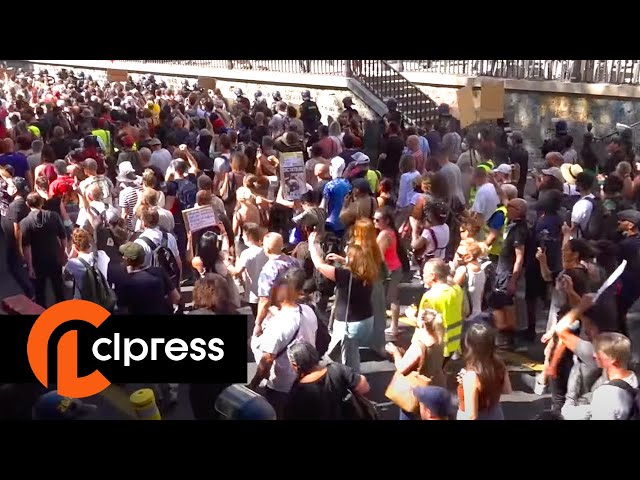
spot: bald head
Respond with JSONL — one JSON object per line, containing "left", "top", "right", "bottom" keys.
{"left": 263, "top": 232, "right": 284, "bottom": 256}
{"left": 501, "top": 183, "right": 518, "bottom": 201}
{"left": 315, "top": 163, "right": 330, "bottom": 179}
{"left": 507, "top": 198, "right": 527, "bottom": 219}
{"left": 545, "top": 151, "right": 564, "bottom": 168}
{"left": 139, "top": 147, "right": 151, "bottom": 163}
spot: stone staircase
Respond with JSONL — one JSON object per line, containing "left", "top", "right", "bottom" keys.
{"left": 349, "top": 60, "right": 439, "bottom": 127}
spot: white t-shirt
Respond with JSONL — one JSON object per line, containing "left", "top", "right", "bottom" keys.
{"left": 330, "top": 156, "right": 345, "bottom": 179}
{"left": 134, "top": 206, "right": 175, "bottom": 233}
{"left": 213, "top": 153, "right": 231, "bottom": 174}
{"left": 590, "top": 372, "right": 639, "bottom": 420}
{"left": 237, "top": 244, "right": 269, "bottom": 304}
{"left": 150, "top": 149, "right": 173, "bottom": 176}
{"left": 571, "top": 194, "right": 595, "bottom": 235}
{"left": 135, "top": 227, "right": 181, "bottom": 267}
{"left": 563, "top": 183, "right": 579, "bottom": 196}
{"left": 421, "top": 224, "right": 450, "bottom": 260}
{"left": 471, "top": 182, "right": 500, "bottom": 226}
{"left": 398, "top": 171, "right": 421, "bottom": 208}
{"left": 255, "top": 304, "right": 318, "bottom": 393}
{"left": 65, "top": 250, "right": 111, "bottom": 298}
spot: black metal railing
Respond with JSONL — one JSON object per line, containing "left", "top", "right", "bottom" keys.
{"left": 397, "top": 60, "right": 640, "bottom": 85}
{"left": 350, "top": 60, "right": 438, "bottom": 126}
{"left": 113, "top": 60, "right": 345, "bottom": 76}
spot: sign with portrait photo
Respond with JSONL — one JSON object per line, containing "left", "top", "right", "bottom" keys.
{"left": 279, "top": 151, "right": 307, "bottom": 201}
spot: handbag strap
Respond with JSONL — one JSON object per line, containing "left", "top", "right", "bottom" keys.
{"left": 344, "top": 272, "right": 353, "bottom": 335}
{"left": 415, "top": 340, "right": 427, "bottom": 374}
{"left": 275, "top": 305, "right": 303, "bottom": 358}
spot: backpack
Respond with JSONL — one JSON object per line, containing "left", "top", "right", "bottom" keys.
{"left": 75, "top": 256, "right": 116, "bottom": 312}
{"left": 314, "top": 231, "right": 341, "bottom": 295}
{"left": 140, "top": 232, "right": 181, "bottom": 288}
{"left": 91, "top": 204, "right": 124, "bottom": 262}
{"left": 580, "top": 197, "right": 606, "bottom": 240}
{"left": 480, "top": 260, "right": 497, "bottom": 311}
{"left": 175, "top": 178, "right": 197, "bottom": 211}
{"left": 222, "top": 172, "right": 238, "bottom": 205}
{"left": 606, "top": 379, "right": 640, "bottom": 420}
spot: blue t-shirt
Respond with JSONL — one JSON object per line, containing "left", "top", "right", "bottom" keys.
{"left": 323, "top": 178, "right": 351, "bottom": 234}
{"left": 0, "top": 153, "right": 29, "bottom": 178}
{"left": 487, "top": 209, "right": 505, "bottom": 231}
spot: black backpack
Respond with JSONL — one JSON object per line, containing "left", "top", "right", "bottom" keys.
{"left": 581, "top": 197, "right": 606, "bottom": 240}
{"left": 140, "top": 232, "right": 181, "bottom": 288}
{"left": 606, "top": 379, "right": 640, "bottom": 420}
{"left": 75, "top": 256, "right": 117, "bottom": 312}
{"left": 175, "top": 178, "right": 197, "bottom": 211}
{"left": 222, "top": 172, "right": 238, "bottom": 206}
{"left": 91, "top": 205, "right": 124, "bottom": 262}
{"left": 314, "top": 231, "right": 341, "bottom": 295}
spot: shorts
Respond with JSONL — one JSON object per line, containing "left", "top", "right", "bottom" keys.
{"left": 488, "top": 270, "right": 514, "bottom": 310}
{"left": 385, "top": 268, "right": 402, "bottom": 305}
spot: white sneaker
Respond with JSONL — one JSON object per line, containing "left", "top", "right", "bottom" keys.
{"left": 533, "top": 375, "right": 547, "bottom": 395}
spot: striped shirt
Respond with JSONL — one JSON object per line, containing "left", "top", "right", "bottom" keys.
{"left": 119, "top": 184, "right": 141, "bottom": 232}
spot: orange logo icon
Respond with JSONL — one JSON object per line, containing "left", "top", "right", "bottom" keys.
{"left": 27, "top": 300, "right": 112, "bottom": 398}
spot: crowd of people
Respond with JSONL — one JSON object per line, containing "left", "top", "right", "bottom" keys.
{"left": 0, "top": 65, "right": 639, "bottom": 421}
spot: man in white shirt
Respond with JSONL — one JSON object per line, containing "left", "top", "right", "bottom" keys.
{"left": 148, "top": 138, "right": 172, "bottom": 176}
{"left": 225, "top": 222, "right": 268, "bottom": 317}
{"left": 248, "top": 269, "right": 318, "bottom": 418}
{"left": 79, "top": 158, "right": 115, "bottom": 206}
{"left": 76, "top": 182, "right": 119, "bottom": 230}
{"left": 470, "top": 167, "right": 500, "bottom": 230}
{"left": 570, "top": 171, "right": 597, "bottom": 238}
{"left": 134, "top": 207, "right": 182, "bottom": 273}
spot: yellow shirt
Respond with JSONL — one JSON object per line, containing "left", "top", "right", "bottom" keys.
{"left": 419, "top": 282, "right": 463, "bottom": 357}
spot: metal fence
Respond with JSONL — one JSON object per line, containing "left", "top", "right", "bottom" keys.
{"left": 112, "top": 60, "right": 345, "bottom": 76}
{"left": 104, "top": 60, "right": 640, "bottom": 85}
{"left": 397, "top": 60, "right": 640, "bottom": 85}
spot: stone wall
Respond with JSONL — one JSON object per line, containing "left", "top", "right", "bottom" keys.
{"left": 27, "top": 62, "right": 378, "bottom": 126}
{"left": 416, "top": 81, "right": 640, "bottom": 160}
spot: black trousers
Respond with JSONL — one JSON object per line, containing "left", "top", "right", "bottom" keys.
{"left": 33, "top": 268, "right": 65, "bottom": 308}
{"left": 6, "top": 249, "right": 34, "bottom": 299}
{"left": 549, "top": 347, "right": 574, "bottom": 417}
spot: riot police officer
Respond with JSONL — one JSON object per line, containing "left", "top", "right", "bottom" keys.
{"left": 300, "top": 90, "right": 321, "bottom": 136}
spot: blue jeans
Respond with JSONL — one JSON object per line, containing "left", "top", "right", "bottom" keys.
{"left": 329, "top": 317, "right": 373, "bottom": 374}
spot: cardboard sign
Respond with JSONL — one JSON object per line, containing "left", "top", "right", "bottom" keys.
{"left": 478, "top": 80, "right": 505, "bottom": 121}
{"left": 280, "top": 152, "right": 307, "bottom": 201}
{"left": 456, "top": 86, "right": 477, "bottom": 128}
{"left": 107, "top": 69, "right": 128, "bottom": 83}
{"left": 198, "top": 77, "right": 217, "bottom": 91}
{"left": 182, "top": 205, "right": 217, "bottom": 233}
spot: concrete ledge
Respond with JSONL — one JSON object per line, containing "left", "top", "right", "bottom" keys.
{"left": 404, "top": 71, "right": 640, "bottom": 99}
{"left": 27, "top": 60, "right": 348, "bottom": 89}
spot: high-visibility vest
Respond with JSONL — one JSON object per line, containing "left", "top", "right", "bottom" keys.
{"left": 92, "top": 129, "right": 112, "bottom": 156}
{"left": 419, "top": 282, "right": 463, "bottom": 357}
{"left": 482, "top": 205, "right": 508, "bottom": 256}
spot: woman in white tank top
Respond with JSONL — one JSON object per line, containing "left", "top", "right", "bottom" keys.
{"left": 452, "top": 238, "right": 487, "bottom": 317}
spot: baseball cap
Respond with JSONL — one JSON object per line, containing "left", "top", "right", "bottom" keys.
{"left": 541, "top": 166, "right": 564, "bottom": 183}
{"left": 617, "top": 209, "right": 640, "bottom": 226}
{"left": 413, "top": 386, "right": 453, "bottom": 419}
{"left": 148, "top": 138, "right": 161, "bottom": 147}
{"left": 351, "top": 152, "right": 371, "bottom": 166}
{"left": 119, "top": 241, "right": 145, "bottom": 262}
{"left": 492, "top": 164, "right": 512, "bottom": 175}
{"left": 32, "top": 391, "right": 97, "bottom": 420}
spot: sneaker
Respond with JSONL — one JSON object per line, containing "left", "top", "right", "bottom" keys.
{"left": 450, "top": 351, "right": 462, "bottom": 361}
{"left": 533, "top": 373, "right": 547, "bottom": 395}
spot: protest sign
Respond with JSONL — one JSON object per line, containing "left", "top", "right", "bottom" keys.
{"left": 182, "top": 205, "right": 217, "bottom": 233}
{"left": 280, "top": 152, "right": 307, "bottom": 201}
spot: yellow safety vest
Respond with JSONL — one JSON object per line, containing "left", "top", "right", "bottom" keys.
{"left": 419, "top": 282, "right": 463, "bottom": 357}
{"left": 92, "top": 129, "right": 112, "bottom": 156}
{"left": 482, "top": 205, "right": 508, "bottom": 256}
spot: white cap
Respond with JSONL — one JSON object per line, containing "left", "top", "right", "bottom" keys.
{"left": 492, "top": 164, "right": 512, "bottom": 175}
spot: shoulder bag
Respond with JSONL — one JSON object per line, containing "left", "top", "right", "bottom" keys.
{"left": 384, "top": 341, "right": 432, "bottom": 413}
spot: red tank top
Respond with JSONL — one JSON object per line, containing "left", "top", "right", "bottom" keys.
{"left": 383, "top": 228, "right": 402, "bottom": 272}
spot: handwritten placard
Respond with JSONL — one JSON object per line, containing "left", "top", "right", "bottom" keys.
{"left": 280, "top": 151, "right": 307, "bottom": 201}
{"left": 182, "top": 205, "right": 217, "bottom": 233}
{"left": 198, "top": 77, "right": 217, "bottom": 92}
{"left": 107, "top": 69, "right": 129, "bottom": 83}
